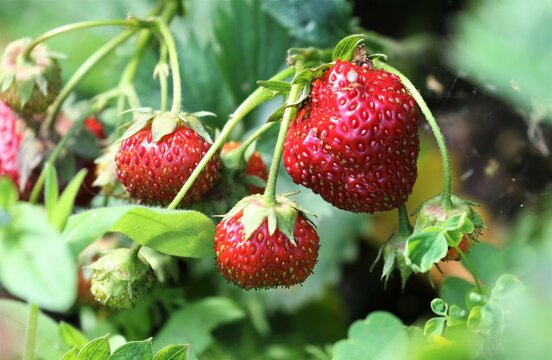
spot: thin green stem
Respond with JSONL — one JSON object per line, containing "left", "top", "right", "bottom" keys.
{"left": 167, "top": 67, "right": 295, "bottom": 209}
{"left": 156, "top": 20, "right": 181, "bottom": 114}
{"left": 41, "top": 29, "right": 140, "bottom": 135}
{"left": 373, "top": 59, "right": 453, "bottom": 209}
{"left": 456, "top": 245, "right": 483, "bottom": 294}
{"left": 130, "top": 243, "right": 143, "bottom": 259}
{"left": 263, "top": 81, "right": 302, "bottom": 205}
{"left": 235, "top": 122, "right": 276, "bottom": 158}
{"left": 22, "top": 303, "right": 39, "bottom": 360}
{"left": 397, "top": 204, "right": 413, "bottom": 237}
{"left": 158, "top": 43, "right": 169, "bottom": 112}
{"left": 22, "top": 19, "right": 145, "bottom": 60}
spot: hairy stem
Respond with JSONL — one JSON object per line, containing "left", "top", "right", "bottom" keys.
{"left": 397, "top": 204, "right": 413, "bottom": 237}
{"left": 22, "top": 303, "right": 39, "bottom": 360}
{"left": 22, "top": 19, "right": 145, "bottom": 60}
{"left": 373, "top": 59, "right": 453, "bottom": 209}
{"left": 158, "top": 43, "right": 169, "bottom": 112}
{"left": 156, "top": 19, "right": 181, "bottom": 114}
{"left": 263, "top": 82, "right": 302, "bottom": 204}
{"left": 167, "top": 67, "right": 295, "bottom": 209}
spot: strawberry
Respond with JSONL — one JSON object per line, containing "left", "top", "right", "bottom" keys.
{"left": 0, "top": 101, "right": 23, "bottom": 185}
{"left": 214, "top": 194, "right": 319, "bottom": 289}
{"left": 0, "top": 39, "right": 62, "bottom": 116}
{"left": 283, "top": 60, "right": 420, "bottom": 213}
{"left": 115, "top": 110, "right": 221, "bottom": 207}
{"left": 222, "top": 141, "right": 268, "bottom": 194}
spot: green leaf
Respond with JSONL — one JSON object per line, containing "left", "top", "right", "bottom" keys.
{"left": 333, "top": 312, "right": 407, "bottom": 360}
{"left": 152, "top": 113, "right": 178, "bottom": 142}
{"left": 257, "top": 80, "right": 291, "bottom": 92}
{"left": 0, "top": 203, "right": 76, "bottom": 311}
{"left": 404, "top": 228, "right": 447, "bottom": 273}
{"left": 44, "top": 163, "right": 59, "bottom": 223}
{"left": 108, "top": 340, "right": 153, "bottom": 360}
{"left": 0, "top": 299, "right": 69, "bottom": 359}
{"left": 430, "top": 298, "right": 448, "bottom": 316}
{"left": 332, "top": 34, "right": 364, "bottom": 61}
{"left": 153, "top": 345, "right": 188, "bottom": 360}
{"left": 59, "top": 321, "right": 88, "bottom": 349}
{"left": 0, "top": 178, "right": 18, "bottom": 209}
{"left": 63, "top": 206, "right": 215, "bottom": 258}
{"left": 76, "top": 335, "right": 110, "bottom": 360}
{"left": 153, "top": 297, "right": 245, "bottom": 354}
{"left": 61, "top": 347, "right": 79, "bottom": 360}
{"left": 51, "top": 169, "right": 87, "bottom": 232}
{"left": 444, "top": 213, "right": 473, "bottom": 233}
{"left": 467, "top": 305, "right": 493, "bottom": 334}
{"left": 423, "top": 317, "right": 445, "bottom": 338}
{"left": 446, "top": 304, "right": 467, "bottom": 327}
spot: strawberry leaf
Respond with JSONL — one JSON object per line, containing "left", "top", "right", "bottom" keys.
{"left": 257, "top": 80, "right": 291, "bottom": 92}
{"left": 423, "top": 317, "right": 445, "bottom": 338}
{"left": 332, "top": 34, "right": 364, "bottom": 61}
{"left": 404, "top": 227, "right": 448, "bottom": 273}
{"left": 153, "top": 345, "right": 187, "bottom": 360}
{"left": 108, "top": 340, "right": 153, "bottom": 360}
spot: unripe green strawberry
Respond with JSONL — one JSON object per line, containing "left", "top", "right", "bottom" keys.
{"left": 89, "top": 248, "right": 154, "bottom": 310}
{"left": 214, "top": 194, "right": 319, "bottom": 289}
{"left": 284, "top": 60, "right": 420, "bottom": 213}
{"left": 0, "top": 38, "right": 62, "bottom": 116}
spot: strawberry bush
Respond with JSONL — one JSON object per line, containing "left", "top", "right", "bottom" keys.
{"left": 1, "top": 0, "right": 551, "bottom": 359}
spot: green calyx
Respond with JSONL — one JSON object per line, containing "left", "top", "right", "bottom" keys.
{"left": 373, "top": 233, "right": 413, "bottom": 290}
{"left": 223, "top": 194, "right": 314, "bottom": 246}
{"left": 0, "top": 38, "right": 63, "bottom": 115}
{"left": 89, "top": 248, "right": 154, "bottom": 310}
{"left": 117, "top": 108, "right": 216, "bottom": 143}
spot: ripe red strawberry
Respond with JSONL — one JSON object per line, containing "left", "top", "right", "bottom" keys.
{"left": 222, "top": 141, "right": 268, "bottom": 194}
{"left": 116, "top": 111, "right": 221, "bottom": 207}
{"left": 214, "top": 195, "right": 319, "bottom": 289}
{"left": 283, "top": 60, "right": 420, "bottom": 213}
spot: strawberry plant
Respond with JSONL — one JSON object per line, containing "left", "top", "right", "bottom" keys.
{"left": 1, "top": 0, "right": 551, "bottom": 359}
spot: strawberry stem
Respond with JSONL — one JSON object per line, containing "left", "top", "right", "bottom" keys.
{"left": 167, "top": 67, "right": 295, "bottom": 209}
{"left": 234, "top": 122, "right": 276, "bottom": 159}
{"left": 263, "top": 77, "right": 303, "bottom": 205}
{"left": 22, "top": 303, "right": 39, "bottom": 360}
{"left": 22, "top": 18, "right": 151, "bottom": 61}
{"left": 156, "top": 18, "right": 182, "bottom": 114}
{"left": 373, "top": 59, "right": 453, "bottom": 210}
{"left": 455, "top": 244, "right": 483, "bottom": 294}
{"left": 158, "top": 43, "right": 169, "bottom": 112}
{"left": 397, "top": 204, "right": 413, "bottom": 237}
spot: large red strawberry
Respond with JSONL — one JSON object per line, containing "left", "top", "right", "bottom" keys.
{"left": 214, "top": 194, "right": 319, "bottom": 289}
{"left": 115, "top": 110, "right": 221, "bottom": 207}
{"left": 222, "top": 141, "right": 268, "bottom": 194}
{"left": 283, "top": 60, "right": 420, "bottom": 213}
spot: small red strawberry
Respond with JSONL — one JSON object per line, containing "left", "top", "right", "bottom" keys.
{"left": 214, "top": 195, "right": 319, "bottom": 289}
{"left": 222, "top": 141, "right": 268, "bottom": 194}
{"left": 0, "top": 39, "right": 62, "bottom": 116}
{"left": 283, "top": 60, "right": 420, "bottom": 213}
{"left": 115, "top": 110, "right": 221, "bottom": 207}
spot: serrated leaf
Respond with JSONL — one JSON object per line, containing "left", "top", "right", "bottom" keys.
{"left": 257, "top": 80, "right": 291, "bottom": 92}
{"left": 51, "top": 169, "right": 87, "bottom": 232}
{"left": 76, "top": 336, "right": 110, "bottom": 360}
{"left": 152, "top": 113, "right": 178, "bottom": 142}
{"left": 404, "top": 228, "right": 448, "bottom": 273}
{"left": 332, "top": 34, "right": 364, "bottom": 61}
{"left": 0, "top": 203, "right": 76, "bottom": 311}
{"left": 153, "top": 345, "right": 187, "bottom": 360}
{"left": 430, "top": 298, "right": 448, "bottom": 316}
{"left": 63, "top": 206, "right": 215, "bottom": 258}
{"left": 59, "top": 322, "right": 88, "bottom": 349}
{"left": 16, "top": 78, "right": 35, "bottom": 107}
{"left": 108, "top": 340, "right": 153, "bottom": 360}
{"left": 333, "top": 312, "right": 407, "bottom": 360}
{"left": 423, "top": 317, "right": 445, "bottom": 338}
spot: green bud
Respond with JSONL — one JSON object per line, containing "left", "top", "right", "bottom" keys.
{"left": 89, "top": 248, "right": 154, "bottom": 310}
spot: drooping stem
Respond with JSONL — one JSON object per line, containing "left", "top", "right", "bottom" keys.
{"left": 397, "top": 204, "right": 413, "bottom": 237}
{"left": 156, "top": 19, "right": 181, "bottom": 114}
{"left": 41, "top": 29, "right": 140, "bottom": 135}
{"left": 234, "top": 122, "right": 276, "bottom": 158}
{"left": 22, "top": 303, "right": 39, "bottom": 360}
{"left": 263, "top": 81, "right": 303, "bottom": 205}
{"left": 167, "top": 67, "right": 295, "bottom": 209}
{"left": 373, "top": 59, "right": 453, "bottom": 209}
{"left": 158, "top": 43, "right": 169, "bottom": 112}
{"left": 22, "top": 19, "right": 145, "bottom": 60}
{"left": 455, "top": 245, "right": 483, "bottom": 294}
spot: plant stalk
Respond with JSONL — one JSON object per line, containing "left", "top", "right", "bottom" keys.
{"left": 373, "top": 59, "right": 453, "bottom": 209}
{"left": 456, "top": 245, "right": 483, "bottom": 294}
{"left": 156, "top": 19, "right": 181, "bottom": 114}
{"left": 167, "top": 67, "right": 295, "bottom": 209}
{"left": 397, "top": 204, "right": 413, "bottom": 237}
